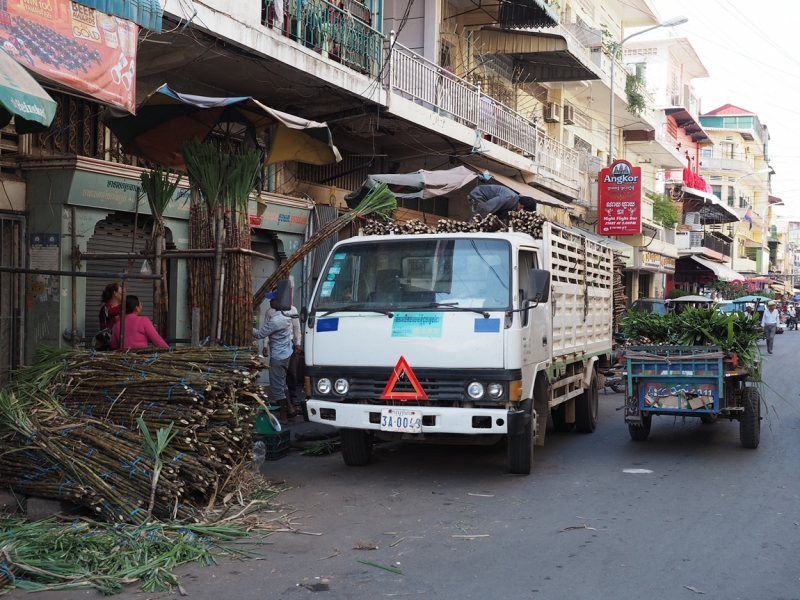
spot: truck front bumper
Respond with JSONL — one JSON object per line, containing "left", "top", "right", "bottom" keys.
{"left": 306, "top": 400, "right": 510, "bottom": 435}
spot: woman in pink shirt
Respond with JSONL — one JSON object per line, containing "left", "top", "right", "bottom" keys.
{"left": 110, "top": 295, "right": 168, "bottom": 350}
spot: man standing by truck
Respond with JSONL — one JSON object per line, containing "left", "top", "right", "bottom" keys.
{"left": 762, "top": 300, "right": 780, "bottom": 354}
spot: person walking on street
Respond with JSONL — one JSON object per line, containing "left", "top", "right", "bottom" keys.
{"left": 762, "top": 300, "right": 780, "bottom": 354}
{"left": 254, "top": 291, "right": 299, "bottom": 424}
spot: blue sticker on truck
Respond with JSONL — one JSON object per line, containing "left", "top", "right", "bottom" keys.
{"left": 317, "top": 318, "right": 339, "bottom": 332}
{"left": 391, "top": 312, "right": 443, "bottom": 338}
{"left": 474, "top": 318, "right": 500, "bottom": 333}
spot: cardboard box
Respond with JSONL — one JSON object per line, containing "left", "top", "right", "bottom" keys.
{"left": 659, "top": 395, "right": 680, "bottom": 408}
{"left": 688, "top": 396, "right": 706, "bottom": 410}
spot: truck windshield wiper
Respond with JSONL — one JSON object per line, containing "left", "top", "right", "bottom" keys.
{"left": 319, "top": 304, "right": 394, "bottom": 318}
{"left": 408, "top": 302, "right": 490, "bottom": 319}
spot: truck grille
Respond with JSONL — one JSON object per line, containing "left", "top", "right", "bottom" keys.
{"left": 348, "top": 377, "right": 468, "bottom": 401}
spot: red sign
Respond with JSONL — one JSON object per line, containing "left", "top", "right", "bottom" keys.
{"left": 2, "top": 0, "right": 137, "bottom": 112}
{"left": 249, "top": 215, "right": 263, "bottom": 227}
{"left": 380, "top": 356, "right": 428, "bottom": 401}
{"left": 598, "top": 160, "right": 642, "bottom": 236}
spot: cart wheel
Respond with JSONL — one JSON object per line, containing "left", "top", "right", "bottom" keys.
{"left": 739, "top": 387, "right": 761, "bottom": 449}
{"left": 551, "top": 403, "right": 575, "bottom": 432}
{"left": 628, "top": 414, "right": 651, "bottom": 441}
{"left": 700, "top": 413, "right": 717, "bottom": 424}
{"left": 340, "top": 428, "right": 374, "bottom": 466}
{"left": 575, "top": 371, "right": 599, "bottom": 433}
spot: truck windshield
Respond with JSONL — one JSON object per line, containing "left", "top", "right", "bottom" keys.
{"left": 313, "top": 238, "right": 511, "bottom": 311}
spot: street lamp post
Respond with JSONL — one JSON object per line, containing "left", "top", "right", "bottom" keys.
{"left": 607, "top": 15, "right": 688, "bottom": 166}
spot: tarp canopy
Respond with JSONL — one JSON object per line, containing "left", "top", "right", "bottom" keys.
{"left": 344, "top": 166, "right": 478, "bottom": 207}
{"left": 0, "top": 49, "right": 56, "bottom": 134}
{"left": 102, "top": 84, "right": 341, "bottom": 169}
{"left": 73, "top": 0, "right": 163, "bottom": 32}
{"left": 691, "top": 256, "right": 744, "bottom": 282}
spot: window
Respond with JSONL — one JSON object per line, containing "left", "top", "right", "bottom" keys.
{"left": 518, "top": 250, "right": 538, "bottom": 327}
{"left": 727, "top": 186, "right": 735, "bottom": 206}
{"left": 720, "top": 142, "right": 735, "bottom": 159}
{"left": 712, "top": 185, "right": 722, "bottom": 201}
{"left": 313, "top": 238, "right": 511, "bottom": 310}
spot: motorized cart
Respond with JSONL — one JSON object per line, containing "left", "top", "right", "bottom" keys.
{"left": 624, "top": 346, "right": 760, "bottom": 448}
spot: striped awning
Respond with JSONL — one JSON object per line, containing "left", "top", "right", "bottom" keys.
{"left": 74, "top": 0, "right": 163, "bottom": 32}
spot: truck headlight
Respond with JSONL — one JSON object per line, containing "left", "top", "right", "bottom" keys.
{"left": 487, "top": 382, "right": 503, "bottom": 398}
{"left": 316, "top": 378, "right": 331, "bottom": 394}
{"left": 467, "top": 381, "right": 485, "bottom": 399}
{"left": 334, "top": 378, "right": 349, "bottom": 395}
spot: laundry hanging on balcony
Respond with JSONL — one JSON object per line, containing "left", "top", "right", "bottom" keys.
{"left": 344, "top": 166, "right": 478, "bottom": 208}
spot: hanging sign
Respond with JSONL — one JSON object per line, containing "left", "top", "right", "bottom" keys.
{"left": 598, "top": 160, "right": 642, "bottom": 236}
{"left": 1, "top": 1, "right": 137, "bottom": 112}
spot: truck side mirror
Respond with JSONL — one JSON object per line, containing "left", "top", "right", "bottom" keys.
{"left": 526, "top": 269, "right": 550, "bottom": 303}
{"left": 275, "top": 279, "right": 293, "bottom": 311}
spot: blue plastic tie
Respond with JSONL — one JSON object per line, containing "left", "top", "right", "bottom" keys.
{"left": 58, "top": 481, "right": 71, "bottom": 498}
{"left": 129, "top": 507, "right": 142, "bottom": 518}
{"left": 158, "top": 410, "right": 165, "bottom": 421}
{"left": 172, "top": 452, "right": 184, "bottom": 462}
{"left": 99, "top": 470, "right": 114, "bottom": 480}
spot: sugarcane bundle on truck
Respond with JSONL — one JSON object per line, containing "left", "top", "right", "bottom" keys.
{"left": 301, "top": 212, "right": 615, "bottom": 474}
{"left": 620, "top": 306, "right": 763, "bottom": 447}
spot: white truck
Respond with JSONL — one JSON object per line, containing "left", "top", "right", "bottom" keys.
{"left": 303, "top": 223, "right": 614, "bottom": 474}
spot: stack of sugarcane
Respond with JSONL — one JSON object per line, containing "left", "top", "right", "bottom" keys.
{"left": 140, "top": 167, "right": 182, "bottom": 334}
{"left": 182, "top": 141, "right": 262, "bottom": 346}
{"left": 362, "top": 210, "right": 547, "bottom": 239}
{"left": 436, "top": 213, "right": 507, "bottom": 233}
{"left": 0, "top": 346, "right": 268, "bottom": 524}
{"left": 507, "top": 209, "right": 547, "bottom": 238}
{"left": 252, "top": 183, "right": 397, "bottom": 310}
{"left": 363, "top": 218, "right": 433, "bottom": 235}
{"left": 612, "top": 252, "right": 627, "bottom": 332}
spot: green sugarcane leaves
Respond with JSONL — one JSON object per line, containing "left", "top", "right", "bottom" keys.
{"left": 140, "top": 167, "right": 182, "bottom": 221}
{"left": 621, "top": 307, "right": 763, "bottom": 379}
{"left": 137, "top": 417, "right": 179, "bottom": 518}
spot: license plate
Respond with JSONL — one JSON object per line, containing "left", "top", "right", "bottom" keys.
{"left": 380, "top": 408, "right": 422, "bottom": 433}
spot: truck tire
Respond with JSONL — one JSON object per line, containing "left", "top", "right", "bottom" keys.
{"left": 340, "top": 428, "right": 374, "bottom": 466}
{"left": 739, "top": 387, "right": 761, "bottom": 449}
{"left": 575, "top": 371, "right": 599, "bottom": 433}
{"left": 628, "top": 414, "right": 651, "bottom": 441}
{"left": 551, "top": 403, "right": 575, "bottom": 432}
{"left": 508, "top": 400, "right": 534, "bottom": 475}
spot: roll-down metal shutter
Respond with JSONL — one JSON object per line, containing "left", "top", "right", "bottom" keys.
{"left": 84, "top": 215, "right": 158, "bottom": 342}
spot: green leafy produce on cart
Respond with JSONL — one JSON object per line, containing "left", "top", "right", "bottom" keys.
{"left": 621, "top": 307, "right": 763, "bottom": 379}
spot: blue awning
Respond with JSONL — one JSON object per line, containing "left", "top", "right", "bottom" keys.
{"left": 74, "top": 0, "right": 163, "bottom": 33}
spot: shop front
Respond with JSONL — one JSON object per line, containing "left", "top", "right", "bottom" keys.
{"left": 21, "top": 156, "right": 311, "bottom": 362}
{"left": 632, "top": 250, "right": 678, "bottom": 300}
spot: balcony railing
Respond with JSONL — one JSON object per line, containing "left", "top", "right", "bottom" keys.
{"left": 676, "top": 231, "right": 731, "bottom": 257}
{"left": 387, "top": 42, "right": 580, "bottom": 182}
{"left": 261, "top": 0, "right": 383, "bottom": 76}
{"left": 703, "top": 235, "right": 731, "bottom": 257}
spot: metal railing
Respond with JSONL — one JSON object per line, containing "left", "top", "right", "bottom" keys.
{"left": 703, "top": 235, "right": 731, "bottom": 257}
{"left": 387, "top": 41, "right": 580, "bottom": 182}
{"left": 261, "top": 0, "right": 383, "bottom": 76}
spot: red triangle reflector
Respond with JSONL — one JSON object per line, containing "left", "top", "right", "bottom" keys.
{"left": 380, "top": 356, "right": 428, "bottom": 401}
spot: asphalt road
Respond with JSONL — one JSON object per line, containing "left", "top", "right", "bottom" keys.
{"left": 13, "top": 334, "right": 800, "bottom": 600}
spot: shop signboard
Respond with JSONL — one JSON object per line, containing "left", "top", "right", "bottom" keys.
{"left": 641, "top": 251, "right": 661, "bottom": 270}
{"left": 598, "top": 160, "right": 642, "bottom": 236}
{"left": 661, "top": 257, "right": 676, "bottom": 274}
{"left": 3, "top": 1, "right": 137, "bottom": 112}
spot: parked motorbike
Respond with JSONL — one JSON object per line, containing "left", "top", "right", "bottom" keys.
{"left": 600, "top": 368, "right": 626, "bottom": 394}
{"left": 784, "top": 311, "right": 797, "bottom": 331}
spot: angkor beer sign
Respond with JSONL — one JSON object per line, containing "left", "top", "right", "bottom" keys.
{"left": 598, "top": 160, "right": 642, "bottom": 236}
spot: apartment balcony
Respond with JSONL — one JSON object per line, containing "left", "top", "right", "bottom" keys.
{"left": 623, "top": 129, "right": 686, "bottom": 169}
{"left": 387, "top": 42, "right": 581, "bottom": 183}
{"left": 676, "top": 230, "right": 732, "bottom": 261}
{"left": 702, "top": 156, "right": 754, "bottom": 174}
{"left": 475, "top": 21, "right": 603, "bottom": 83}
{"left": 260, "top": 0, "right": 383, "bottom": 76}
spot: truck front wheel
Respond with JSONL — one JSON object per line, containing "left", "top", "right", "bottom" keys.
{"left": 340, "top": 428, "right": 374, "bottom": 466}
{"left": 508, "top": 399, "right": 534, "bottom": 475}
{"left": 575, "top": 371, "right": 599, "bottom": 433}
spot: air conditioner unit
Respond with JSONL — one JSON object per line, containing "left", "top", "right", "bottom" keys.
{"left": 563, "top": 104, "right": 576, "bottom": 125}
{"left": 544, "top": 102, "right": 561, "bottom": 123}
{"left": 670, "top": 94, "right": 681, "bottom": 106}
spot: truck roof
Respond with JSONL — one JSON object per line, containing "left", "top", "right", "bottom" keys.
{"left": 339, "top": 229, "right": 552, "bottom": 248}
